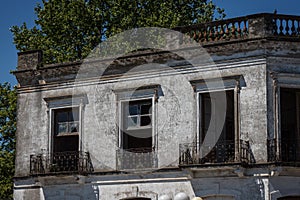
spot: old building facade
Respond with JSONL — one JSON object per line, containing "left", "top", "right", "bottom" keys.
{"left": 13, "top": 13, "right": 300, "bottom": 200}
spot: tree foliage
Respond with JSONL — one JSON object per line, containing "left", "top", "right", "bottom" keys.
{"left": 11, "top": 0, "right": 225, "bottom": 64}
{"left": 0, "top": 83, "right": 16, "bottom": 200}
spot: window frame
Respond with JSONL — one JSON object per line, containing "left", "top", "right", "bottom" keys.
{"left": 49, "top": 105, "right": 82, "bottom": 153}
{"left": 277, "top": 87, "right": 300, "bottom": 162}
{"left": 125, "top": 99, "right": 152, "bottom": 130}
{"left": 118, "top": 96, "right": 156, "bottom": 150}
{"left": 270, "top": 72, "right": 300, "bottom": 162}
{"left": 45, "top": 95, "right": 87, "bottom": 156}
{"left": 114, "top": 85, "right": 160, "bottom": 151}
{"left": 191, "top": 75, "right": 242, "bottom": 162}
{"left": 197, "top": 88, "right": 235, "bottom": 145}
{"left": 54, "top": 107, "right": 80, "bottom": 137}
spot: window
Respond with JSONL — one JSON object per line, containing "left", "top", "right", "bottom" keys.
{"left": 126, "top": 100, "right": 152, "bottom": 129}
{"left": 200, "top": 90, "right": 234, "bottom": 142}
{"left": 121, "top": 99, "right": 153, "bottom": 151}
{"left": 28, "top": 95, "right": 92, "bottom": 174}
{"left": 115, "top": 85, "right": 159, "bottom": 170}
{"left": 199, "top": 90, "right": 235, "bottom": 163}
{"left": 51, "top": 107, "right": 80, "bottom": 171}
{"left": 53, "top": 107, "right": 79, "bottom": 153}
{"left": 179, "top": 76, "right": 243, "bottom": 165}
{"left": 280, "top": 88, "right": 300, "bottom": 162}
{"left": 55, "top": 107, "right": 79, "bottom": 136}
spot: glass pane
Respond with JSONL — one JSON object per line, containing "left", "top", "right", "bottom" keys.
{"left": 129, "top": 105, "right": 138, "bottom": 115}
{"left": 69, "top": 121, "right": 79, "bottom": 133}
{"left": 127, "top": 116, "right": 138, "bottom": 127}
{"left": 69, "top": 108, "right": 79, "bottom": 121}
{"left": 56, "top": 111, "right": 68, "bottom": 122}
{"left": 57, "top": 122, "right": 68, "bottom": 135}
{"left": 141, "top": 115, "right": 151, "bottom": 126}
{"left": 141, "top": 104, "right": 152, "bottom": 115}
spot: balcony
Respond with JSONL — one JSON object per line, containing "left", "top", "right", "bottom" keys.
{"left": 179, "top": 140, "right": 251, "bottom": 166}
{"left": 116, "top": 148, "right": 157, "bottom": 170}
{"left": 30, "top": 151, "right": 93, "bottom": 175}
{"left": 268, "top": 139, "right": 300, "bottom": 166}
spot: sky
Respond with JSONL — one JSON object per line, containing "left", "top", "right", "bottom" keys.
{"left": 0, "top": 0, "right": 299, "bottom": 86}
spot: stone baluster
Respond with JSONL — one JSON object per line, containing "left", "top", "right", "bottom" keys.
{"left": 285, "top": 19, "right": 290, "bottom": 35}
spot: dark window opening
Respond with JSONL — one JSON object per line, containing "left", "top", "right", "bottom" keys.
{"left": 52, "top": 107, "right": 79, "bottom": 172}
{"left": 127, "top": 100, "right": 152, "bottom": 129}
{"left": 122, "top": 99, "right": 152, "bottom": 152}
{"left": 199, "top": 90, "right": 235, "bottom": 163}
{"left": 53, "top": 107, "right": 79, "bottom": 153}
{"left": 280, "top": 88, "right": 300, "bottom": 162}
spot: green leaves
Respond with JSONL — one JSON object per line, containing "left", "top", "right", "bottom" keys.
{"left": 0, "top": 83, "right": 16, "bottom": 200}
{"left": 0, "top": 83, "right": 16, "bottom": 153}
{"left": 0, "top": 151, "right": 14, "bottom": 200}
{"left": 11, "top": 0, "right": 225, "bottom": 64}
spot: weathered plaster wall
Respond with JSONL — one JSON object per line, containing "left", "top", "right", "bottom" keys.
{"left": 13, "top": 34, "right": 300, "bottom": 200}
{"left": 14, "top": 175, "right": 300, "bottom": 200}
{"left": 15, "top": 54, "right": 270, "bottom": 176}
{"left": 192, "top": 176, "right": 300, "bottom": 200}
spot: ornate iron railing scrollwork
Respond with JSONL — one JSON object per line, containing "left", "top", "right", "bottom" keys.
{"left": 30, "top": 151, "right": 93, "bottom": 175}
{"left": 179, "top": 139, "right": 252, "bottom": 166}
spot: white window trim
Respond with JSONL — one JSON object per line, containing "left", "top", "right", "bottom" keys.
{"left": 114, "top": 85, "right": 160, "bottom": 151}
{"left": 45, "top": 95, "right": 87, "bottom": 157}
{"left": 118, "top": 96, "right": 156, "bottom": 150}
{"left": 270, "top": 71, "right": 300, "bottom": 160}
{"left": 192, "top": 75, "right": 242, "bottom": 162}
{"left": 49, "top": 105, "right": 82, "bottom": 154}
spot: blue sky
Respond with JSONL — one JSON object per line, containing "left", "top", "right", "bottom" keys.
{"left": 1, "top": 0, "right": 299, "bottom": 86}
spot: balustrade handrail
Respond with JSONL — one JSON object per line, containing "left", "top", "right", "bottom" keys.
{"left": 173, "top": 13, "right": 300, "bottom": 44}
{"left": 173, "top": 15, "right": 249, "bottom": 33}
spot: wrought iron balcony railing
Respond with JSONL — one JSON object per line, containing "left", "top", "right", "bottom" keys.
{"left": 179, "top": 140, "right": 251, "bottom": 166}
{"left": 30, "top": 151, "right": 93, "bottom": 175}
{"left": 116, "top": 147, "right": 157, "bottom": 170}
{"left": 267, "top": 138, "right": 300, "bottom": 166}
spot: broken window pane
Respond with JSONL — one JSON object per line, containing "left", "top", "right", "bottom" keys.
{"left": 69, "top": 122, "right": 79, "bottom": 133}
{"left": 122, "top": 98, "right": 153, "bottom": 151}
{"left": 141, "top": 115, "right": 151, "bottom": 126}
{"left": 125, "top": 99, "right": 152, "bottom": 128}
{"left": 128, "top": 116, "right": 138, "bottom": 127}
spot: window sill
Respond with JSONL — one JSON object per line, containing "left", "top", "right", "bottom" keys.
{"left": 55, "top": 132, "right": 79, "bottom": 137}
